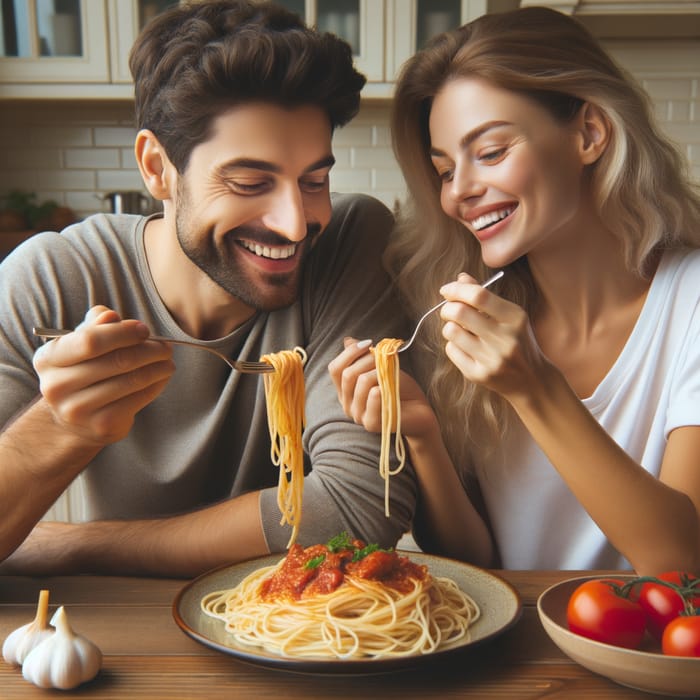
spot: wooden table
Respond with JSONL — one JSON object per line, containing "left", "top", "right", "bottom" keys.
{"left": 0, "top": 570, "right": 681, "bottom": 699}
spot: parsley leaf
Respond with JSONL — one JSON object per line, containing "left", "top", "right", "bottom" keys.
{"left": 326, "top": 531, "right": 353, "bottom": 553}
{"left": 305, "top": 555, "right": 326, "bottom": 570}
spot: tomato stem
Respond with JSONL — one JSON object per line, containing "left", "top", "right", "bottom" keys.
{"left": 623, "top": 575, "right": 700, "bottom": 616}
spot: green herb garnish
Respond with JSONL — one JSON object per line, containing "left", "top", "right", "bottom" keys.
{"left": 326, "top": 531, "right": 353, "bottom": 553}
{"left": 324, "top": 532, "right": 392, "bottom": 562}
{"left": 305, "top": 555, "right": 326, "bottom": 570}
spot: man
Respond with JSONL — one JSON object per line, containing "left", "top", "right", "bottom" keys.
{"left": 0, "top": 0, "right": 415, "bottom": 576}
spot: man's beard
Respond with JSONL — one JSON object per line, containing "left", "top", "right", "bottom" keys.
{"left": 174, "top": 191, "right": 322, "bottom": 312}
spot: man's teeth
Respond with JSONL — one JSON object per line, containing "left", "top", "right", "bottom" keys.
{"left": 470, "top": 207, "right": 514, "bottom": 231}
{"left": 241, "top": 241, "right": 296, "bottom": 259}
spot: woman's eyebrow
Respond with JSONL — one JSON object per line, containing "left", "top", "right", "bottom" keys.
{"left": 430, "top": 121, "right": 510, "bottom": 158}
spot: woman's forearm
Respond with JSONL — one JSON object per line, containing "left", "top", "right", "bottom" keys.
{"left": 511, "top": 366, "right": 700, "bottom": 574}
{"left": 406, "top": 420, "right": 494, "bottom": 567}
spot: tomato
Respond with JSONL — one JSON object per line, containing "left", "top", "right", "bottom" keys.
{"left": 637, "top": 571, "right": 700, "bottom": 640}
{"left": 567, "top": 578, "right": 646, "bottom": 649}
{"left": 662, "top": 615, "right": 700, "bottom": 657}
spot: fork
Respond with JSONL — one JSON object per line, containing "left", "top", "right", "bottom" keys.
{"left": 397, "top": 270, "right": 505, "bottom": 353}
{"left": 32, "top": 327, "right": 274, "bottom": 374}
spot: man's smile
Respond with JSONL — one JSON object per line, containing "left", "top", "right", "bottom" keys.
{"left": 238, "top": 240, "right": 298, "bottom": 260}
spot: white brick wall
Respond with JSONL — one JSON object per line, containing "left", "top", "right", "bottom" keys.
{"left": 0, "top": 37, "right": 698, "bottom": 224}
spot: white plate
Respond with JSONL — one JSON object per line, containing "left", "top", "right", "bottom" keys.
{"left": 173, "top": 552, "right": 521, "bottom": 674}
{"left": 538, "top": 575, "right": 700, "bottom": 697}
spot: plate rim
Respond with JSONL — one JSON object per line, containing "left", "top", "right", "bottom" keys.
{"left": 172, "top": 550, "right": 522, "bottom": 674}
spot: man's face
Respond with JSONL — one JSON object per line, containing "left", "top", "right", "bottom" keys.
{"left": 174, "top": 103, "right": 335, "bottom": 311}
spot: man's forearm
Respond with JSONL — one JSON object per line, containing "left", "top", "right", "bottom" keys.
{"left": 0, "top": 399, "right": 101, "bottom": 561}
{"left": 1, "top": 490, "right": 269, "bottom": 578}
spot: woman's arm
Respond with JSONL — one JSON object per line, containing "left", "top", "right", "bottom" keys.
{"left": 440, "top": 277, "right": 700, "bottom": 575}
{"left": 328, "top": 339, "right": 494, "bottom": 567}
{"left": 512, "top": 367, "right": 700, "bottom": 575}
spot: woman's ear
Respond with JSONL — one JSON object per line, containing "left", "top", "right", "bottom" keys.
{"left": 135, "top": 129, "right": 173, "bottom": 200}
{"left": 576, "top": 102, "right": 611, "bottom": 166}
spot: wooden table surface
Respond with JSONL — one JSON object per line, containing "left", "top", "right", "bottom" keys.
{"left": 0, "top": 568, "right": 685, "bottom": 699}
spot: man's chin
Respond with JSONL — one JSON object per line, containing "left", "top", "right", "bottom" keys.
{"left": 241, "top": 281, "right": 300, "bottom": 312}
{"left": 253, "top": 294, "right": 298, "bottom": 312}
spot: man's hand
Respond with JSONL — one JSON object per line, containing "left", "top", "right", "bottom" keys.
{"left": 34, "top": 306, "right": 175, "bottom": 445}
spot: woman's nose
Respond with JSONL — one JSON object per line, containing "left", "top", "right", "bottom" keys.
{"left": 448, "top": 161, "right": 486, "bottom": 202}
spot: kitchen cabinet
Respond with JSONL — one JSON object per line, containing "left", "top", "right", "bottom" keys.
{"left": 0, "top": 0, "right": 110, "bottom": 84}
{"left": 3, "top": 1, "right": 695, "bottom": 100}
{"left": 382, "top": 0, "right": 488, "bottom": 95}
{"left": 2, "top": 0, "right": 478, "bottom": 99}
{"left": 0, "top": 0, "right": 178, "bottom": 98}
{"left": 274, "top": 1, "right": 384, "bottom": 82}
{"left": 275, "top": 1, "right": 489, "bottom": 98}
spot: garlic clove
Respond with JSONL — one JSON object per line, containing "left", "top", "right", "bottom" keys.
{"left": 2, "top": 589, "right": 53, "bottom": 666}
{"left": 22, "top": 606, "right": 102, "bottom": 690}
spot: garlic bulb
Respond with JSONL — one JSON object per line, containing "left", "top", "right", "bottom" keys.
{"left": 22, "top": 606, "right": 102, "bottom": 690}
{"left": 2, "top": 589, "right": 53, "bottom": 666}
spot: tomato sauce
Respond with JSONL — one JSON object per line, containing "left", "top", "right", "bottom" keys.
{"left": 260, "top": 539, "right": 428, "bottom": 601}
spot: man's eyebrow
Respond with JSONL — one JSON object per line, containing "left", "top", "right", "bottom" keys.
{"left": 215, "top": 154, "right": 336, "bottom": 176}
{"left": 429, "top": 121, "right": 510, "bottom": 158}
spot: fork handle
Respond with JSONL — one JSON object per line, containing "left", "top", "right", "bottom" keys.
{"left": 35, "top": 327, "right": 188, "bottom": 344}
{"left": 33, "top": 327, "right": 71, "bottom": 339}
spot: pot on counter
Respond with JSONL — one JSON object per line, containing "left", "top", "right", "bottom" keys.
{"left": 99, "top": 191, "right": 152, "bottom": 215}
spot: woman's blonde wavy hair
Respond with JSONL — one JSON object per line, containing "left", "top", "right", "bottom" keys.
{"left": 387, "top": 7, "right": 700, "bottom": 477}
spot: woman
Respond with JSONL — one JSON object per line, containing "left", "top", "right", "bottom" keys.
{"left": 329, "top": 7, "right": 700, "bottom": 573}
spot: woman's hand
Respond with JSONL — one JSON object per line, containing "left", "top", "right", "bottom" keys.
{"left": 328, "top": 338, "right": 437, "bottom": 440}
{"left": 33, "top": 306, "right": 175, "bottom": 446}
{"left": 439, "top": 273, "right": 550, "bottom": 404}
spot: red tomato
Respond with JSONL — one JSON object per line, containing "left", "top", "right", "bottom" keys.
{"left": 567, "top": 578, "right": 646, "bottom": 649}
{"left": 637, "top": 572, "right": 700, "bottom": 640}
{"left": 662, "top": 615, "right": 700, "bottom": 657}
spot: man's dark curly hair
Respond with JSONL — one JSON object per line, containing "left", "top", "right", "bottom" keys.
{"left": 129, "top": 0, "right": 366, "bottom": 173}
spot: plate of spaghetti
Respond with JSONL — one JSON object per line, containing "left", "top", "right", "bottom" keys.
{"left": 172, "top": 533, "right": 521, "bottom": 673}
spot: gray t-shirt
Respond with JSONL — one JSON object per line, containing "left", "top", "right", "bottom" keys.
{"left": 0, "top": 193, "right": 416, "bottom": 552}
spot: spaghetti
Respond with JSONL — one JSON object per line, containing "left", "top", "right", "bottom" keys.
{"left": 201, "top": 533, "right": 480, "bottom": 660}
{"left": 371, "top": 338, "right": 406, "bottom": 517}
{"left": 260, "top": 347, "right": 308, "bottom": 547}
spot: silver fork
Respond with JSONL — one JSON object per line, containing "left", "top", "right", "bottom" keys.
{"left": 397, "top": 270, "right": 505, "bottom": 353}
{"left": 32, "top": 327, "right": 274, "bottom": 374}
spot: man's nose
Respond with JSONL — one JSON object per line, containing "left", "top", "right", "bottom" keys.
{"left": 263, "top": 187, "right": 308, "bottom": 242}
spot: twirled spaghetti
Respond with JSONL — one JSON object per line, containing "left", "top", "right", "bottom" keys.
{"left": 201, "top": 534, "right": 480, "bottom": 660}
{"left": 260, "top": 347, "right": 308, "bottom": 547}
{"left": 371, "top": 338, "right": 406, "bottom": 517}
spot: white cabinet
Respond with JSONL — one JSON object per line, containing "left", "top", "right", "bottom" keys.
{"left": 276, "top": 0, "right": 485, "bottom": 98}
{"left": 379, "top": 0, "right": 487, "bottom": 97}
{"left": 0, "top": 0, "right": 482, "bottom": 99}
{"left": 0, "top": 1, "right": 110, "bottom": 84}
{"left": 521, "top": 1, "right": 700, "bottom": 13}
{"left": 1, "top": 0, "right": 697, "bottom": 99}
{"left": 0, "top": 0, "right": 176, "bottom": 98}
{"left": 279, "top": 1, "right": 385, "bottom": 82}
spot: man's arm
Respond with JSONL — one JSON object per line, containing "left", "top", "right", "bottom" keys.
{"left": 0, "top": 490, "right": 267, "bottom": 577}
{"left": 0, "top": 307, "right": 175, "bottom": 565}
{"left": 0, "top": 399, "right": 101, "bottom": 561}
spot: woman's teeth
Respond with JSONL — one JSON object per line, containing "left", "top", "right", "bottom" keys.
{"left": 241, "top": 241, "right": 296, "bottom": 259}
{"left": 470, "top": 207, "right": 514, "bottom": 231}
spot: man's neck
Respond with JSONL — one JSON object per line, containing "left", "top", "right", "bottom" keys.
{"left": 142, "top": 217, "right": 254, "bottom": 339}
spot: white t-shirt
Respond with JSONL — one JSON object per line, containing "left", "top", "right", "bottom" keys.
{"left": 478, "top": 248, "right": 700, "bottom": 570}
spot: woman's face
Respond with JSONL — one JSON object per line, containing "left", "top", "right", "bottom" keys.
{"left": 429, "top": 78, "right": 588, "bottom": 269}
